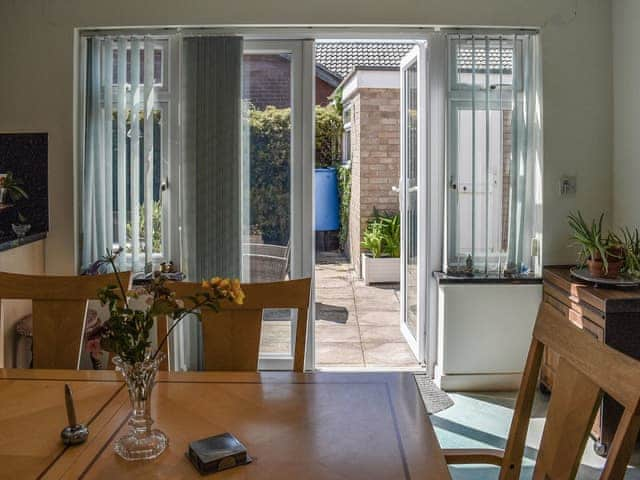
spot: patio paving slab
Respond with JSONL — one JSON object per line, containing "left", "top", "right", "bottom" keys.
{"left": 315, "top": 324, "right": 361, "bottom": 342}
{"left": 363, "top": 342, "right": 418, "bottom": 367}
{"left": 314, "top": 251, "right": 421, "bottom": 370}
{"left": 315, "top": 341, "right": 365, "bottom": 366}
{"left": 359, "top": 325, "right": 406, "bottom": 344}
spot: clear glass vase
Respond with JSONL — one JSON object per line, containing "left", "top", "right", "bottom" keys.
{"left": 112, "top": 353, "right": 168, "bottom": 461}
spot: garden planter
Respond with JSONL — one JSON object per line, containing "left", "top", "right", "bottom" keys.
{"left": 361, "top": 254, "right": 400, "bottom": 285}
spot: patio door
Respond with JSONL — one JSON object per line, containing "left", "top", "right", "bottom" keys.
{"left": 399, "top": 43, "right": 427, "bottom": 362}
{"left": 241, "top": 40, "right": 315, "bottom": 370}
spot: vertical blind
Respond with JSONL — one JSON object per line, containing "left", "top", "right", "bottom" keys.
{"left": 82, "top": 36, "right": 159, "bottom": 271}
{"left": 446, "top": 33, "right": 542, "bottom": 276}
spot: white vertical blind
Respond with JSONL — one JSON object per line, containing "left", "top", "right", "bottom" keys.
{"left": 116, "top": 38, "right": 127, "bottom": 259}
{"left": 82, "top": 35, "right": 159, "bottom": 272}
{"left": 446, "top": 32, "right": 542, "bottom": 276}
{"left": 143, "top": 38, "right": 155, "bottom": 267}
{"left": 130, "top": 39, "right": 141, "bottom": 269}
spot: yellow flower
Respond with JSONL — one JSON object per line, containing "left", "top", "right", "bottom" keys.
{"left": 201, "top": 280, "right": 211, "bottom": 289}
{"left": 209, "top": 276, "right": 222, "bottom": 287}
{"left": 231, "top": 278, "right": 245, "bottom": 304}
{"left": 219, "top": 278, "right": 230, "bottom": 289}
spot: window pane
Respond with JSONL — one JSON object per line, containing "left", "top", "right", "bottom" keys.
{"left": 241, "top": 53, "right": 292, "bottom": 283}
{"left": 451, "top": 37, "right": 517, "bottom": 90}
{"left": 404, "top": 60, "right": 418, "bottom": 339}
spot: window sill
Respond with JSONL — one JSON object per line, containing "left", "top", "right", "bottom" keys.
{"left": 433, "top": 271, "right": 542, "bottom": 285}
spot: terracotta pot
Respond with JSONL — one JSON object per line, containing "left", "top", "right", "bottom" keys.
{"left": 587, "top": 253, "right": 624, "bottom": 279}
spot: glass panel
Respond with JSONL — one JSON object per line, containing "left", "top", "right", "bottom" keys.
{"left": 448, "top": 108, "right": 506, "bottom": 273}
{"left": 241, "top": 53, "right": 292, "bottom": 283}
{"left": 404, "top": 60, "right": 418, "bottom": 340}
{"left": 242, "top": 52, "right": 294, "bottom": 360}
{"left": 450, "top": 37, "right": 517, "bottom": 91}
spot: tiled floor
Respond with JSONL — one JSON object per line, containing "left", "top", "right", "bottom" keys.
{"left": 435, "top": 390, "right": 640, "bottom": 479}
{"left": 314, "top": 251, "right": 421, "bottom": 369}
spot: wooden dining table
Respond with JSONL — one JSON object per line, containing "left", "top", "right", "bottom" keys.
{"left": 0, "top": 369, "right": 451, "bottom": 479}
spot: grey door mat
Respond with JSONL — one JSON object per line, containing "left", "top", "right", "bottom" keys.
{"left": 414, "top": 374, "right": 454, "bottom": 415}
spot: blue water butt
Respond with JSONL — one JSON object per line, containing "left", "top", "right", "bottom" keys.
{"left": 315, "top": 167, "right": 340, "bottom": 231}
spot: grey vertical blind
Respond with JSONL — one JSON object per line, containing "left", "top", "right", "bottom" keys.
{"left": 446, "top": 32, "right": 542, "bottom": 276}
{"left": 180, "top": 36, "right": 243, "bottom": 281}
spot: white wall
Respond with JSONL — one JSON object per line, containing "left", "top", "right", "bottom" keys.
{"left": 613, "top": 0, "right": 640, "bottom": 229}
{"left": 0, "top": 241, "right": 45, "bottom": 367}
{"left": 0, "top": 0, "right": 612, "bottom": 273}
{"left": 436, "top": 283, "right": 541, "bottom": 391}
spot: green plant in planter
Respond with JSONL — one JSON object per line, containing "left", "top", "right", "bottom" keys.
{"left": 361, "top": 221, "right": 385, "bottom": 258}
{"left": 361, "top": 211, "right": 401, "bottom": 258}
{"left": 567, "top": 211, "right": 622, "bottom": 275}
{"left": 0, "top": 172, "right": 28, "bottom": 204}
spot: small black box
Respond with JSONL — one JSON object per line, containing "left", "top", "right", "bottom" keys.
{"left": 187, "top": 433, "right": 251, "bottom": 475}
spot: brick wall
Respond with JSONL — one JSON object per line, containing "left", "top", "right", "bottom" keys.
{"left": 347, "top": 88, "right": 401, "bottom": 275}
{"left": 242, "top": 55, "right": 333, "bottom": 108}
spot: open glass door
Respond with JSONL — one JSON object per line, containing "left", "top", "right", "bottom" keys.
{"left": 241, "top": 40, "right": 315, "bottom": 370}
{"left": 399, "top": 43, "right": 427, "bottom": 362}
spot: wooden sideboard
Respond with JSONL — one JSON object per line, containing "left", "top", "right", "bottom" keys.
{"left": 542, "top": 266, "right": 640, "bottom": 456}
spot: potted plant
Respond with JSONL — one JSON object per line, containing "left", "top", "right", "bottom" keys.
{"left": 568, "top": 211, "right": 624, "bottom": 278}
{"left": 618, "top": 227, "right": 640, "bottom": 279}
{"left": 361, "top": 212, "right": 400, "bottom": 285}
{"left": 91, "top": 251, "right": 245, "bottom": 461}
{"left": 0, "top": 172, "right": 28, "bottom": 206}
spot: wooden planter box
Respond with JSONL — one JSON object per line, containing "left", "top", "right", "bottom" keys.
{"left": 361, "top": 254, "right": 400, "bottom": 285}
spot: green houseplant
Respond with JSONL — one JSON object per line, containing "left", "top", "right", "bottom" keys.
{"left": 618, "top": 227, "right": 640, "bottom": 279}
{"left": 567, "top": 211, "right": 624, "bottom": 278}
{"left": 0, "top": 172, "right": 28, "bottom": 206}
{"left": 361, "top": 211, "right": 401, "bottom": 284}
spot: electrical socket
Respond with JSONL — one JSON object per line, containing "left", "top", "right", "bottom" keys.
{"left": 559, "top": 176, "right": 577, "bottom": 196}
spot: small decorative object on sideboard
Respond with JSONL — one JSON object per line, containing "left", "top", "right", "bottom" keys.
{"left": 92, "top": 251, "right": 245, "bottom": 461}
{"left": 11, "top": 212, "right": 31, "bottom": 238}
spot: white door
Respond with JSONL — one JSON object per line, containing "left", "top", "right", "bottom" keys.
{"left": 241, "top": 40, "right": 315, "bottom": 370}
{"left": 399, "top": 43, "right": 427, "bottom": 362}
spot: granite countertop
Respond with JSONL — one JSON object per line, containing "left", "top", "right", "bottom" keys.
{"left": 0, "top": 231, "right": 46, "bottom": 253}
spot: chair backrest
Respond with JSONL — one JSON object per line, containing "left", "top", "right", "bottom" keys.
{"left": 242, "top": 243, "right": 291, "bottom": 282}
{"left": 0, "top": 271, "right": 131, "bottom": 369}
{"left": 500, "top": 303, "right": 640, "bottom": 480}
{"left": 167, "top": 278, "right": 311, "bottom": 372}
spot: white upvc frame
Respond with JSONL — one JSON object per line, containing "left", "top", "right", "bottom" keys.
{"left": 242, "top": 40, "right": 315, "bottom": 371}
{"left": 399, "top": 42, "right": 428, "bottom": 363}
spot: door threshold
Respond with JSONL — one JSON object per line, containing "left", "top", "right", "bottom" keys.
{"left": 314, "top": 365, "right": 426, "bottom": 373}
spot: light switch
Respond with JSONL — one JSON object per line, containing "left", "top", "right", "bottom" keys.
{"left": 559, "top": 176, "right": 577, "bottom": 196}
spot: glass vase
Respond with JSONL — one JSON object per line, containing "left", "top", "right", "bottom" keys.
{"left": 112, "top": 353, "right": 168, "bottom": 461}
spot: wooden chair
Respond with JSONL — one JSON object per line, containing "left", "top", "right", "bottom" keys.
{"left": 0, "top": 271, "right": 131, "bottom": 369}
{"left": 166, "top": 278, "right": 311, "bottom": 372}
{"left": 443, "top": 302, "right": 640, "bottom": 479}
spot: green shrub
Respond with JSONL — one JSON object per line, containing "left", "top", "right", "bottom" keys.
{"left": 337, "top": 165, "right": 351, "bottom": 250}
{"left": 247, "top": 105, "right": 291, "bottom": 244}
{"left": 315, "top": 105, "right": 343, "bottom": 168}
{"left": 247, "top": 104, "right": 344, "bottom": 245}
